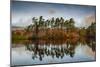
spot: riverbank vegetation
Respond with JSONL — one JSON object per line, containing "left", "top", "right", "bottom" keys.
{"left": 12, "top": 16, "right": 96, "bottom": 41}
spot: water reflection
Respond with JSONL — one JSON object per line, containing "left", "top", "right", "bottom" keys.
{"left": 12, "top": 38, "right": 96, "bottom": 62}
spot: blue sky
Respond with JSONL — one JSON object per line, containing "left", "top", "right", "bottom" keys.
{"left": 11, "top": 1, "right": 96, "bottom": 27}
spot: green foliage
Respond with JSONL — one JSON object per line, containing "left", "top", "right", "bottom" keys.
{"left": 12, "top": 16, "right": 96, "bottom": 41}
{"left": 12, "top": 34, "right": 28, "bottom": 40}
{"left": 79, "top": 27, "right": 87, "bottom": 37}
{"left": 28, "top": 34, "right": 38, "bottom": 40}
{"left": 86, "top": 22, "right": 96, "bottom": 38}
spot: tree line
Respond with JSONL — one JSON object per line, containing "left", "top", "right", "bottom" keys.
{"left": 26, "top": 16, "right": 96, "bottom": 39}
{"left": 12, "top": 16, "right": 96, "bottom": 40}
{"left": 26, "top": 16, "right": 75, "bottom": 32}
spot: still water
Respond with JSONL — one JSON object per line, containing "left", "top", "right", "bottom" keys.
{"left": 11, "top": 39, "right": 96, "bottom": 66}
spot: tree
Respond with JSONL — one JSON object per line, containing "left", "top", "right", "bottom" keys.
{"left": 69, "top": 18, "right": 75, "bottom": 28}
{"left": 55, "top": 18, "right": 60, "bottom": 28}
{"left": 87, "top": 22, "right": 96, "bottom": 38}
{"left": 32, "top": 17, "right": 39, "bottom": 36}
{"left": 60, "top": 17, "right": 64, "bottom": 29}
{"left": 25, "top": 24, "right": 34, "bottom": 32}
{"left": 68, "top": 18, "right": 75, "bottom": 31}
{"left": 51, "top": 17, "right": 55, "bottom": 28}
{"left": 39, "top": 16, "right": 45, "bottom": 27}
{"left": 45, "top": 19, "right": 50, "bottom": 28}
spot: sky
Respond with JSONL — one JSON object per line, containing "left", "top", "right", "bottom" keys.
{"left": 11, "top": 1, "right": 96, "bottom": 27}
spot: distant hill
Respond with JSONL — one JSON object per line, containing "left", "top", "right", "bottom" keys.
{"left": 12, "top": 26, "right": 25, "bottom": 30}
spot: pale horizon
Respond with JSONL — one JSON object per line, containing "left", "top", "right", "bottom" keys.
{"left": 11, "top": 1, "right": 96, "bottom": 27}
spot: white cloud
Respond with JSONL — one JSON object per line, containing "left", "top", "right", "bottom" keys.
{"left": 81, "top": 13, "right": 96, "bottom": 27}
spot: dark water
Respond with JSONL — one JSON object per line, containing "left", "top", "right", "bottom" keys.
{"left": 11, "top": 38, "right": 96, "bottom": 66}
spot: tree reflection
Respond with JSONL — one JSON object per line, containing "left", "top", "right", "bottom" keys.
{"left": 13, "top": 38, "right": 95, "bottom": 61}
{"left": 85, "top": 38, "right": 96, "bottom": 52}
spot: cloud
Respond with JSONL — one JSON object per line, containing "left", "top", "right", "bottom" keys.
{"left": 84, "top": 14, "right": 96, "bottom": 25}
{"left": 48, "top": 9, "right": 56, "bottom": 14}
{"left": 85, "top": 14, "right": 96, "bottom": 23}
{"left": 83, "top": 14, "right": 96, "bottom": 26}
{"left": 12, "top": 18, "right": 32, "bottom": 27}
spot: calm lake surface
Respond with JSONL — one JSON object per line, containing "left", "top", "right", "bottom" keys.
{"left": 11, "top": 39, "right": 96, "bottom": 66}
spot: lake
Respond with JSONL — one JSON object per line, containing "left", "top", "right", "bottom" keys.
{"left": 11, "top": 39, "right": 96, "bottom": 66}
